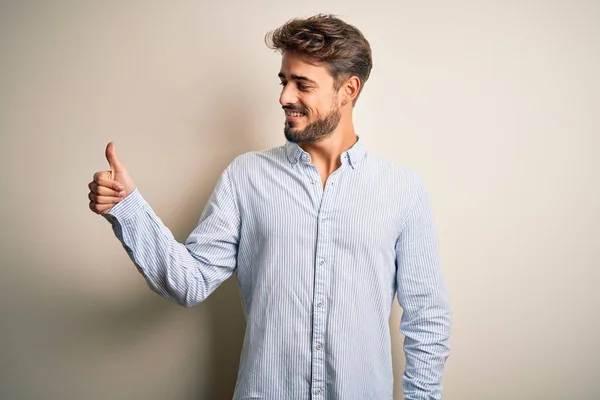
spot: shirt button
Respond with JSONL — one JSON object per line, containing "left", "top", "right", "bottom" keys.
{"left": 317, "top": 302, "right": 323, "bottom": 308}
{"left": 316, "top": 343, "right": 322, "bottom": 350}
{"left": 319, "top": 260, "right": 325, "bottom": 266}
{"left": 315, "top": 388, "right": 321, "bottom": 394}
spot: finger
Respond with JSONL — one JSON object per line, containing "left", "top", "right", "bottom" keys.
{"left": 95, "top": 176, "right": 124, "bottom": 193}
{"left": 93, "top": 170, "right": 112, "bottom": 182}
{"left": 88, "top": 192, "right": 122, "bottom": 205}
{"left": 89, "top": 181, "right": 124, "bottom": 197}
{"left": 88, "top": 192, "right": 121, "bottom": 204}
{"left": 105, "top": 142, "right": 124, "bottom": 172}
{"left": 89, "top": 201, "right": 114, "bottom": 214}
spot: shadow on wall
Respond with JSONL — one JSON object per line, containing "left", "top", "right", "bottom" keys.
{"left": 203, "top": 279, "right": 246, "bottom": 400}
{"left": 97, "top": 82, "right": 257, "bottom": 398}
{"left": 179, "top": 82, "right": 258, "bottom": 400}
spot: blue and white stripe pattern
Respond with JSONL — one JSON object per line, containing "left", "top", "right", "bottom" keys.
{"left": 105, "top": 137, "right": 451, "bottom": 400}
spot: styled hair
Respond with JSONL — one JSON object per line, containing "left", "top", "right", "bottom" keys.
{"left": 265, "top": 14, "right": 373, "bottom": 104}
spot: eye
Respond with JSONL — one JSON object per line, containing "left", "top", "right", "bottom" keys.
{"left": 279, "top": 81, "right": 287, "bottom": 87}
{"left": 297, "top": 84, "right": 308, "bottom": 91}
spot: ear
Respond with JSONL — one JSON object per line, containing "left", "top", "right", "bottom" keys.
{"left": 341, "top": 76, "right": 361, "bottom": 106}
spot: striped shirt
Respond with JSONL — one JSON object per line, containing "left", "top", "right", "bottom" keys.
{"left": 104, "top": 137, "right": 451, "bottom": 400}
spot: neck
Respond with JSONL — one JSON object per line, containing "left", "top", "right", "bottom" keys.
{"left": 298, "top": 115, "right": 357, "bottom": 174}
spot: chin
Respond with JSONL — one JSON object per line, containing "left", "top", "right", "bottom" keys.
{"left": 284, "top": 127, "right": 303, "bottom": 143}
{"left": 286, "top": 120, "right": 305, "bottom": 129}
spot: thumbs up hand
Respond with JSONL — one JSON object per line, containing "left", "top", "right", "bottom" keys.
{"left": 88, "top": 142, "right": 137, "bottom": 214}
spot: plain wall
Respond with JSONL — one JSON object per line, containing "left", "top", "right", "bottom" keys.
{"left": 1, "top": 1, "right": 598, "bottom": 399}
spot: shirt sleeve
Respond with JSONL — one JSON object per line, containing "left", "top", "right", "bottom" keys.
{"left": 395, "top": 174, "right": 451, "bottom": 400}
{"left": 103, "top": 166, "right": 241, "bottom": 307}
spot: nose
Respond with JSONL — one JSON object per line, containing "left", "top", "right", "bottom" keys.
{"left": 279, "top": 83, "right": 298, "bottom": 107}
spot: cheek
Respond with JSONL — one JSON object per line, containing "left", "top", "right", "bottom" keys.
{"left": 313, "top": 95, "right": 338, "bottom": 118}
{"left": 300, "top": 91, "right": 333, "bottom": 118}
{"left": 298, "top": 95, "right": 318, "bottom": 116}
{"left": 312, "top": 104, "right": 331, "bottom": 119}
{"left": 305, "top": 102, "right": 325, "bottom": 119}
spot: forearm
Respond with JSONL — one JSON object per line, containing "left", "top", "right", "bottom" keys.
{"left": 104, "top": 188, "right": 212, "bottom": 307}
{"left": 402, "top": 300, "right": 451, "bottom": 400}
{"left": 396, "top": 173, "right": 452, "bottom": 399}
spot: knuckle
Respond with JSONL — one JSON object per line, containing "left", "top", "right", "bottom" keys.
{"left": 94, "top": 171, "right": 109, "bottom": 182}
{"left": 96, "top": 178, "right": 109, "bottom": 189}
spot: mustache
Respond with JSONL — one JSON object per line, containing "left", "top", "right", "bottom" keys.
{"left": 282, "top": 105, "right": 308, "bottom": 114}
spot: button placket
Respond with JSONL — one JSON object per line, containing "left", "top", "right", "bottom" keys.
{"left": 311, "top": 166, "right": 344, "bottom": 398}
{"left": 305, "top": 165, "right": 322, "bottom": 208}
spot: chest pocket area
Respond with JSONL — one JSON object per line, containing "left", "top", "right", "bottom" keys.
{"left": 329, "top": 191, "right": 401, "bottom": 258}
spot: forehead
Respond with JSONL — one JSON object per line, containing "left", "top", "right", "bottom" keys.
{"left": 279, "top": 51, "right": 334, "bottom": 85}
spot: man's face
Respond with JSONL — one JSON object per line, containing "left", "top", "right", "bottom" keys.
{"left": 278, "top": 52, "right": 342, "bottom": 143}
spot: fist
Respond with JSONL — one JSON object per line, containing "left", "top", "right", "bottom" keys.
{"left": 88, "top": 142, "right": 136, "bottom": 214}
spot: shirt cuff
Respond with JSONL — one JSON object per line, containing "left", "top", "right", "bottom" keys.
{"left": 103, "top": 187, "right": 145, "bottom": 223}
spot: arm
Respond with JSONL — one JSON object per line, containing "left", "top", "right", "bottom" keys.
{"left": 395, "top": 174, "right": 451, "bottom": 400}
{"left": 103, "top": 166, "right": 240, "bottom": 307}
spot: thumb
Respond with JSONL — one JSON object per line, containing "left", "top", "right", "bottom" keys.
{"left": 105, "top": 142, "right": 123, "bottom": 172}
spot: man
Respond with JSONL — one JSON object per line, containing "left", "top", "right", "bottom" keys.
{"left": 88, "top": 14, "right": 451, "bottom": 400}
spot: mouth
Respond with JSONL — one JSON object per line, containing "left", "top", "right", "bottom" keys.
{"left": 284, "top": 109, "right": 307, "bottom": 119}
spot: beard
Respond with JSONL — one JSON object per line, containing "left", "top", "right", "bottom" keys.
{"left": 284, "top": 103, "right": 341, "bottom": 144}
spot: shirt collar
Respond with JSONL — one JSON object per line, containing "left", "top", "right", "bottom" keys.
{"left": 285, "top": 136, "right": 367, "bottom": 169}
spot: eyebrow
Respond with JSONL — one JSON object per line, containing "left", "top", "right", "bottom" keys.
{"left": 278, "top": 72, "right": 318, "bottom": 85}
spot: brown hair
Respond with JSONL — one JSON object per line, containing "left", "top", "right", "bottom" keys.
{"left": 265, "top": 14, "right": 373, "bottom": 105}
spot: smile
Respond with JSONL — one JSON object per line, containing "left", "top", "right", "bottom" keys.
{"left": 284, "top": 110, "right": 306, "bottom": 118}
